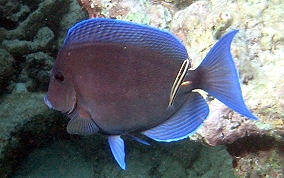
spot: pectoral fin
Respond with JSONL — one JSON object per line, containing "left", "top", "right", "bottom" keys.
{"left": 67, "top": 109, "right": 99, "bottom": 136}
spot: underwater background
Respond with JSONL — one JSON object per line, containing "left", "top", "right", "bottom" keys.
{"left": 0, "top": 0, "right": 283, "bottom": 177}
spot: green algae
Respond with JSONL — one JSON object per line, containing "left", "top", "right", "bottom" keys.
{"left": 125, "top": 12, "right": 151, "bottom": 25}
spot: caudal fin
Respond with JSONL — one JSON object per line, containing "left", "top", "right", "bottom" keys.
{"left": 194, "top": 30, "right": 258, "bottom": 120}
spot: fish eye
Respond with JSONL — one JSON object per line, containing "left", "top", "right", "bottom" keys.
{"left": 54, "top": 71, "right": 65, "bottom": 83}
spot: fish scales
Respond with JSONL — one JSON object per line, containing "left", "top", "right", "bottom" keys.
{"left": 45, "top": 18, "right": 258, "bottom": 170}
{"left": 57, "top": 43, "right": 188, "bottom": 134}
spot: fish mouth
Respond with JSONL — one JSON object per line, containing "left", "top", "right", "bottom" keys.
{"left": 44, "top": 96, "right": 53, "bottom": 109}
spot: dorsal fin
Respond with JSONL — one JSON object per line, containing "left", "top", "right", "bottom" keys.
{"left": 64, "top": 18, "right": 188, "bottom": 62}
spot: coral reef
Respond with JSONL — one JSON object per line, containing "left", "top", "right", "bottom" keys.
{"left": 20, "top": 52, "right": 53, "bottom": 91}
{"left": 227, "top": 135, "right": 284, "bottom": 177}
{"left": 0, "top": 0, "right": 68, "bottom": 94}
{"left": 0, "top": 48, "right": 14, "bottom": 94}
{"left": 0, "top": 92, "right": 68, "bottom": 177}
{"left": 0, "top": 0, "right": 87, "bottom": 93}
{"left": 0, "top": 0, "right": 283, "bottom": 177}
{"left": 12, "top": 137, "right": 235, "bottom": 177}
{"left": 1, "top": 26, "right": 54, "bottom": 56}
{"left": 0, "top": 0, "right": 87, "bottom": 176}
{"left": 77, "top": 0, "right": 174, "bottom": 28}
{"left": 170, "top": 0, "right": 284, "bottom": 177}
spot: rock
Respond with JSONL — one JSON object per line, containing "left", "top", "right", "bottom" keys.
{"left": 57, "top": 0, "right": 88, "bottom": 48}
{"left": 4, "top": 0, "right": 72, "bottom": 40}
{"left": 77, "top": 0, "right": 175, "bottom": 28}
{"left": 0, "top": 28, "right": 7, "bottom": 43}
{"left": 1, "top": 27, "right": 55, "bottom": 56}
{"left": 0, "top": 48, "right": 14, "bottom": 94}
{"left": 0, "top": 92, "right": 68, "bottom": 177}
{"left": 0, "top": 0, "right": 22, "bottom": 30}
{"left": 22, "top": 52, "right": 53, "bottom": 92}
{"left": 170, "top": 0, "right": 284, "bottom": 177}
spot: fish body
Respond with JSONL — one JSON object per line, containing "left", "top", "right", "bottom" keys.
{"left": 44, "top": 18, "right": 258, "bottom": 170}
{"left": 53, "top": 42, "right": 188, "bottom": 134}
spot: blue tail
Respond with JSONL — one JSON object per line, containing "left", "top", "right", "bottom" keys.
{"left": 194, "top": 30, "right": 258, "bottom": 120}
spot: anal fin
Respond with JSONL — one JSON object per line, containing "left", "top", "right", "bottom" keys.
{"left": 142, "top": 92, "right": 209, "bottom": 142}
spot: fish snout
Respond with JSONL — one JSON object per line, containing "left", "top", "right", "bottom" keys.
{"left": 44, "top": 95, "right": 53, "bottom": 109}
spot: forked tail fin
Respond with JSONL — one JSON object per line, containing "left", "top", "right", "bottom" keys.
{"left": 194, "top": 30, "right": 258, "bottom": 120}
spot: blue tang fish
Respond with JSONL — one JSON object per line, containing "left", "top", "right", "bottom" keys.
{"left": 44, "top": 18, "right": 258, "bottom": 169}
